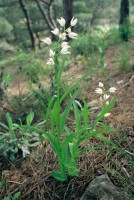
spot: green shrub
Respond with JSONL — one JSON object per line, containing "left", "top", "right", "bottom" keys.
{"left": 16, "top": 51, "right": 28, "bottom": 62}
{"left": 118, "top": 43, "right": 131, "bottom": 72}
{"left": 0, "top": 18, "right": 13, "bottom": 38}
{"left": 71, "top": 34, "right": 98, "bottom": 56}
{"left": 106, "top": 26, "right": 122, "bottom": 46}
{"left": 0, "top": 112, "right": 40, "bottom": 161}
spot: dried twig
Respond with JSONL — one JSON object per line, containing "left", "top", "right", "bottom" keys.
{"left": 122, "top": 75, "right": 134, "bottom": 88}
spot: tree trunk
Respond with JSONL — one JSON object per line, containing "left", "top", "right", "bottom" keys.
{"left": 63, "top": 0, "right": 73, "bottom": 29}
{"left": 19, "top": 0, "right": 35, "bottom": 49}
{"left": 119, "top": 0, "right": 129, "bottom": 41}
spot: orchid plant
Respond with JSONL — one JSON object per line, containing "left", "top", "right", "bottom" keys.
{"left": 42, "top": 17, "right": 78, "bottom": 96}
{"left": 31, "top": 17, "right": 117, "bottom": 181}
{"left": 95, "top": 82, "right": 116, "bottom": 117}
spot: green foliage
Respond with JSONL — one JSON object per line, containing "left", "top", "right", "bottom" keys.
{"left": 0, "top": 17, "right": 13, "bottom": 38}
{"left": 32, "top": 80, "right": 115, "bottom": 181}
{"left": 4, "top": 192, "right": 21, "bottom": 200}
{"left": 0, "top": 41, "right": 16, "bottom": 59}
{"left": 106, "top": 26, "right": 122, "bottom": 46}
{"left": 0, "top": 112, "right": 40, "bottom": 161}
{"left": 26, "top": 60, "right": 45, "bottom": 83}
{"left": 16, "top": 51, "right": 28, "bottom": 62}
{"left": 31, "top": 82, "right": 51, "bottom": 110}
{"left": 71, "top": 34, "right": 97, "bottom": 56}
{"left": 119, "top": 22, "right": 131, "bottom": 41}
{"left": 118, "top": 43, "right": 131, "bottom": 72}
{"left": 16, "top": 51, "right": 46, "bottom": 83}
{"left": 0, "top": 71, "right": 11, "bottom": 98}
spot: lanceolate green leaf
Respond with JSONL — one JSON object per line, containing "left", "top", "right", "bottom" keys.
{"left": 61, "top": 132, "right": 76, "bottom": 148}
{"left": 73, "top": 102, "right": 81, "bottom": 132}
{"left": 13, "top": 191, "right": 21, "bottom": 200}
{"left": 21, "top": 126, "right": 60, "bottom": 156}
{"left": 26, "top": 111, "right": 34, "bottom": 126}
{"left": 78, "top": 129, "right": 111, "bottom": 144}
{"left": 94, "top": 100, "right": 115, "bottom": 125}
{"left": 6, "top": 113, "right": 14, "bottom": 137}
{"left": 0, "top": 121, "right": 9, "bottom": 130}
{"left": 59, "top": 91, "right": 78, "bottom": 136}
{"left": 96, "top": 134, "right": 124, "bottom": 153}
{"left": 45, "top": 95, "right": 56, "bottom": 122}
{"left": 83, "top": 100, "right": 89, "bottom": 128}
{"left": 51, "top": 171, "right": 67, "bottom": 181}
{"left": 57, "top": 56, "right": 66, "bottom": 82}
{"left": 60, "top": 68, "right": 98, "bottom": 104}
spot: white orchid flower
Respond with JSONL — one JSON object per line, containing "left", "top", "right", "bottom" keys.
{"left": 68, "top": 32, "right": 78, "bottom": 39}
{"left": 106, "top": 101, "right": 109, "bottom": 105}
{"left": 109, "top": 87, "right": 116, "bottom": 93}
{"left": 47, "top": 58, "right": 54, "bottom": 65}
{"left": 61, "top": 42, "right": 69, "bottom": 48}
{"left": 60, "top": 47, "right": 71, "bottom": 54}
{"left": 49, "top": 49, "right": 55, "bottom": 57}
{"left": 99, "top": 82, "right": 104, "bottom": 88}
{"left": 104, "top": 113, "right": 111, "bottom": 117}
{"left": 42, "top": 37, "right": 52, "bottom": 45}
{"left": 51, "top": 28, "right": 59, "bottom": 36}
{"left": 57, "top": 17, "right": 66, "bottom": 27}
{"left": 59, "top": 32, "right": 66, "bottom": 40}
{"left": 66, "top": 27, "right": 71, "bottom": 33}
{"left": 70, "top": 17, "right": 78, "bottom": 26}
{"left": 95, "top": 88, "right": 103, "bottom": 95}
{"left": 103, "top": 94, "right": 110, "bottom": 100}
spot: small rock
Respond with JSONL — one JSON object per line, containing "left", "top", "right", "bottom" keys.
{"left": 81, "top": 174, "right": 130, "bottom": 200}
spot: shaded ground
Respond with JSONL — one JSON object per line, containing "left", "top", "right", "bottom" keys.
{"left": 0, "top": 45, "right": 134, "bottom": 199}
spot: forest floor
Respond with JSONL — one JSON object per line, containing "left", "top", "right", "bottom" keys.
{"left": 0, "top": 44, "right": 134, "bottom": 199}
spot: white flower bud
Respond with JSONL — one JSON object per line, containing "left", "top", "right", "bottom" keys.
{"left": 103, "top": 94, "right": 110, "bottom": 100}
{"left": 51, "top": 28, "right": 59, "bottom": 35}
{"left": 60, "top": 47, "right": 70, "bottom": 54}
{"left": 49, "top": 49, "right": 55, "bottom": 57}
{"left": 95, "top": 88, "right": 103, "bottom": 95}
{"left": 68, "top": 32, "right": 78, "bottom": 39}
{"left": 66, "top": 27, "right": 71, "bottom": 33}
{"left": 41, "top": 37, "right": 52, "bottom": 45}
{"left": 99, "top": 82, "right": 104, "bottom": 88}
{"left": 61, "top": 42, "right": 69, "bottom": 48}
{"left": 57, "top": 17, "right": 66, "bottom": 27}
{"left": 104, "top": 113, "right": 111, "bottom": 117}
{"left": 47, "top": 58, "right": 54, "bottom": 65}
{"left": 70, "top": 17, "right": 78, "bottom": 26}
{"left": 59, "top": 32, "right": 66, "bottom": 40}
{"left": 106, "top": 101, "right": 109, "bottom": 105}
{"left": 109, "top": 87, "right": 116, "bottom": 93}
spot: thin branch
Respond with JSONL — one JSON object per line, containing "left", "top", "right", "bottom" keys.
{"left": 35, "top": 0, "right": 55, "bottom": 30}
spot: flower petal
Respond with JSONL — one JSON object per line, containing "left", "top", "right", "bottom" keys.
{"left": 109, "top": 87, "right": 116, "bottom": 93}
{"left": 60, "top": 48, "right": 70, "bottom": 54}
{"left": 59, "top": 32, "right": 66, "bottom": 40}
{"left": 99, "top": 82, "right": 104, "bottom": 88}
{"left": 47, "top": 58, "right": 54, "bottom": 65}
{"left": 95, "top": 88, "right": 103, "bottom": 95}
{"left": 51, "top": 28, "right": 59, "bottom": 35}
{"left": 70, "top": 17, "right": 78, "bottom": 26}
{"left": 104, "top": 113, "right": 111, "bottom": 117}
{"left": 68, "top": 32, "right": 78, "bottom": 39}
{"left": 57, "top": 17, "right": 66, "bottom": 27}
{"left": 41, "top": 37, "right": 52, "bottom": 45}
{"left": 49, "top": 49, "right": 55, "bottom": 57}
